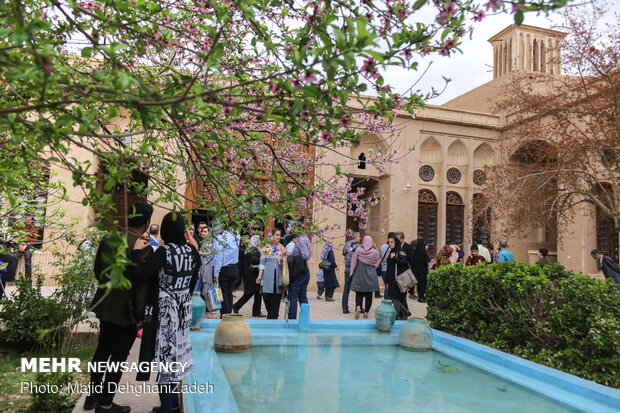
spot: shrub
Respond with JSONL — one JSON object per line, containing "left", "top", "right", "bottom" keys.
{"left": 0, "top": 238, "right": 98, "bottom": 352}
{"left": 32, "top": 371, "right": 76, "bottom": 412}
{"left": 426, "top": 262, "right": 620, "bottom": 387}
{"left": 0, "top": 278, "right": 70, "bottom": 350}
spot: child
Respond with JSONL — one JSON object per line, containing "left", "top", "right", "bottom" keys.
{"left": 316, "top": 268, "right": 325, "bottom": 299}
{"left": 465, "top": 245, "right": 487, "bottom": 266}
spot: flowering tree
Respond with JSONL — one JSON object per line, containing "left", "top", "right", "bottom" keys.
{"left": 480, "top": 0, "right": 619, "bottom": 242}
{"left": 1, "top": 0, "right": 567, "bottom": 286}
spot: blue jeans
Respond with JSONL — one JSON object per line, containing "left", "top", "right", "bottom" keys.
{"left": 381, "top": 270, "right": 389, "bottom": 299}
{"left": 288, "top": 270, "right": 310, "bottom": 319}
{"left": 342, "top": 271, "right": 352, "bottom": 312}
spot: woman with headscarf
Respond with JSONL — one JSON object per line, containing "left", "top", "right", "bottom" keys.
{"left": 256, "top": 228, "right": 286, "bottom": 319}
{"left": 349, "top": 235, "right": 380, "bottom": 319}
{"left": 386, "top": 234, "right": 411, "bottom": 320}
{"left": 450, "top": 244, "right": 463, "bottom": 264}
{"left": 433, "top": 245, "right": 454, "bottom": 269}
{"left": 411, "top": 239, "right": 431, "bottom": 303}
{"left": 321, "top": 241, "right": 339, "bottom": 302}
{"left": 137, "top": 212, "right": 200, "bottom": 413}
{"left": 193, "top": 226, "right": 213, "bottom": 296}
{"left": 233, "top": 235, "right": 265, "bottom": 317}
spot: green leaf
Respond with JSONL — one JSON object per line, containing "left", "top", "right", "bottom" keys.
{"left": 81, "top": 47, "right": 93, "bottom": 58}
{"left": 412, "top": 0, "right": 426, "bottom": 10}
{"left": 514, "top": 10, "right": 524, "bottom": 26}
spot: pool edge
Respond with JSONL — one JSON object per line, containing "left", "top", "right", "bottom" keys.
{"left": 184, "top": 320, "right": 619, "bottom": 413}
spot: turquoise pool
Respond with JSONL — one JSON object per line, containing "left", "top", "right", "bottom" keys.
{"left": 219, "top": 344, "right": 574, "bottom": 413}
{"left": 184, "top": 314, "right": 619, "bottom": 413}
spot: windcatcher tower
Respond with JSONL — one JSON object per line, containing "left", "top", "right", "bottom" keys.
{"left": 489, "top": 25, "right": 566, "bottom": 79}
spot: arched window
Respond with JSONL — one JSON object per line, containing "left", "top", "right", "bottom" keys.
{"left": 446, "top": 191, "right": 464, "bottom": 246}
{"left": 418, "top": 189, "right": 437, "bottom": 255}
{"left": 473, "top": 193, "right": 491, "bottom": 245}
{"left": 357, "top": 153, "right": 366, "bottom": 169}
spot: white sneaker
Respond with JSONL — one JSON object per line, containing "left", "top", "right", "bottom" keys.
{"left": 355, "top": 306, "right": 361, "bottom": 320}
{"left": 316, "top": 294, "right": 322, "bottom": 299}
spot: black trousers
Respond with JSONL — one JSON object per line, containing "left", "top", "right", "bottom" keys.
{"left": 325, "top": 287, "right": 336, "bottom": 299}
{"left": 90, "top": 321, "right": 138, "bottom": 406}
{"left": 355, "top": 292, "right": 373, "bottom": 313}
{"left": 20, "top": 246, "right": 34, "bottom": 280}
{"left": 417, "top": 272, "right": 428, "bottom": 300}
{"left": 262, "top": 293, "right": 282, "bottom": 319}
{"left": 233, "top": 292, "right": 262, "bottom": 316}
{"left": 219, "top": 265, "right": 238, "bottom": 316}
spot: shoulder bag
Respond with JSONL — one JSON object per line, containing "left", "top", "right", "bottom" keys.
{"left": 319, "top": 258, "right": 333, "bottom": 270}
{"left": 395, "top": 256, "right": 418, "bottom": 293}
{"left": 281, "top": 257, "right": 290, "bottom": 287}
{"left": 376, "top": 247, "right": 390, "bottom": 278}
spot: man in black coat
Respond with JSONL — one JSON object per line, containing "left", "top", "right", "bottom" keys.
{"left": 84, "top": 201, "right": 154, "bottom": 413}
{"left": 591, "top": 249, "right": 620, "bottom": 284}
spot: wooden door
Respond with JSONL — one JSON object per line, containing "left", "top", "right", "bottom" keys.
{"left": 418, "top": 202, "right": 437, "bottom": 256}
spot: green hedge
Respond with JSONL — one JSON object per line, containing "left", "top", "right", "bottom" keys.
{"left": 426, "top": 262, "right": 620, "bottom": 387}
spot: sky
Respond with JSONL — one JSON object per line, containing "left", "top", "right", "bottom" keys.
{"left": 379, "top": 1, "right": 620, "bottom": 106}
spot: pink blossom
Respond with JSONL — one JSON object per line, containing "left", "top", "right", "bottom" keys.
{"left": 437, "top": 2, "right": 457, "bottom": 24}
{"left": 361, "top": 57, "right": 379, "bottom": 80}
{"left": 340, "top": 113, "right": 351, "bottom": 128}
{"left": 303, "top": 72, "right": 318, "bottom": 84}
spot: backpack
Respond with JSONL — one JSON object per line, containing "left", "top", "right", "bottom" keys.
{"left": 345, "top": 242, "right": 359, "bottom": 268}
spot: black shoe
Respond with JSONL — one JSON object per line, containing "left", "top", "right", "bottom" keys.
{"left": 418, "top": 298, "right": 426, "bottom": 303}
{"left": 374, "top": 293, "right": 382, "bottom": 298}
{"left": 84, "top": 395, "right": 98, "bottom": 410}
{"left": 233, "top": 307, "right": 239, "bottom": 314}
{"left": 253, "top": 313, "right": 267, "bottom": 317}
{"left": 409, "top": 294, "right": 417, "bottom": 299}
{"left": 95, "top": 402, "right": 131, "bottom": 413}
{"left": 150, "top": 407, "right": 180, "bottom": 413}
{"left": 343, "top": 310, "right": 350, "bottom": 314}
{"left": 325, "top": 297, "right": 335, "bottom": 302}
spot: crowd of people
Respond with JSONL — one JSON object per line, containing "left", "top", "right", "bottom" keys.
{"left": 83, "top": 202, "right": 316, "bottom": 413}
{"left": 6, "top": 199, "right": 610, "bottom": 413}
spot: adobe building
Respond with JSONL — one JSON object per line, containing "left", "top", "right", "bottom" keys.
{"left": 311, "top": 24, "right": 613, "bottom": 285}
{"left": 19, "top": 25, "right": 614, "bottom": 286}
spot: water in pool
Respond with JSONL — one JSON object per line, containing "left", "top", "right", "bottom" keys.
{"left": 217, "top": 344, "right": 576, "bottom": 413}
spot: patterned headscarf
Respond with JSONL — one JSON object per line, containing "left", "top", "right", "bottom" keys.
{"left": 321, "top": 241, "right": 333, "bottom": 260}
{"left": 248, "top": 235, "right": 261, "bottom": 251}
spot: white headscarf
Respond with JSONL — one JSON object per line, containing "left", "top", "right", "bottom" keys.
{"left": 248, "top": 235, "right": 261, "bottom": 251}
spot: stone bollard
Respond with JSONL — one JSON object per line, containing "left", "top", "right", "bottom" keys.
{"left": 299, "top": 303, "right": 310, "bottom": 332}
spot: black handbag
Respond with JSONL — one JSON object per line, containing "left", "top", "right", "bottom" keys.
{"left": 376, "top": 248, "right": 389, "bottom": 277}
{"left": 319, "top": 259, "right": 333, "bottom": 270}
